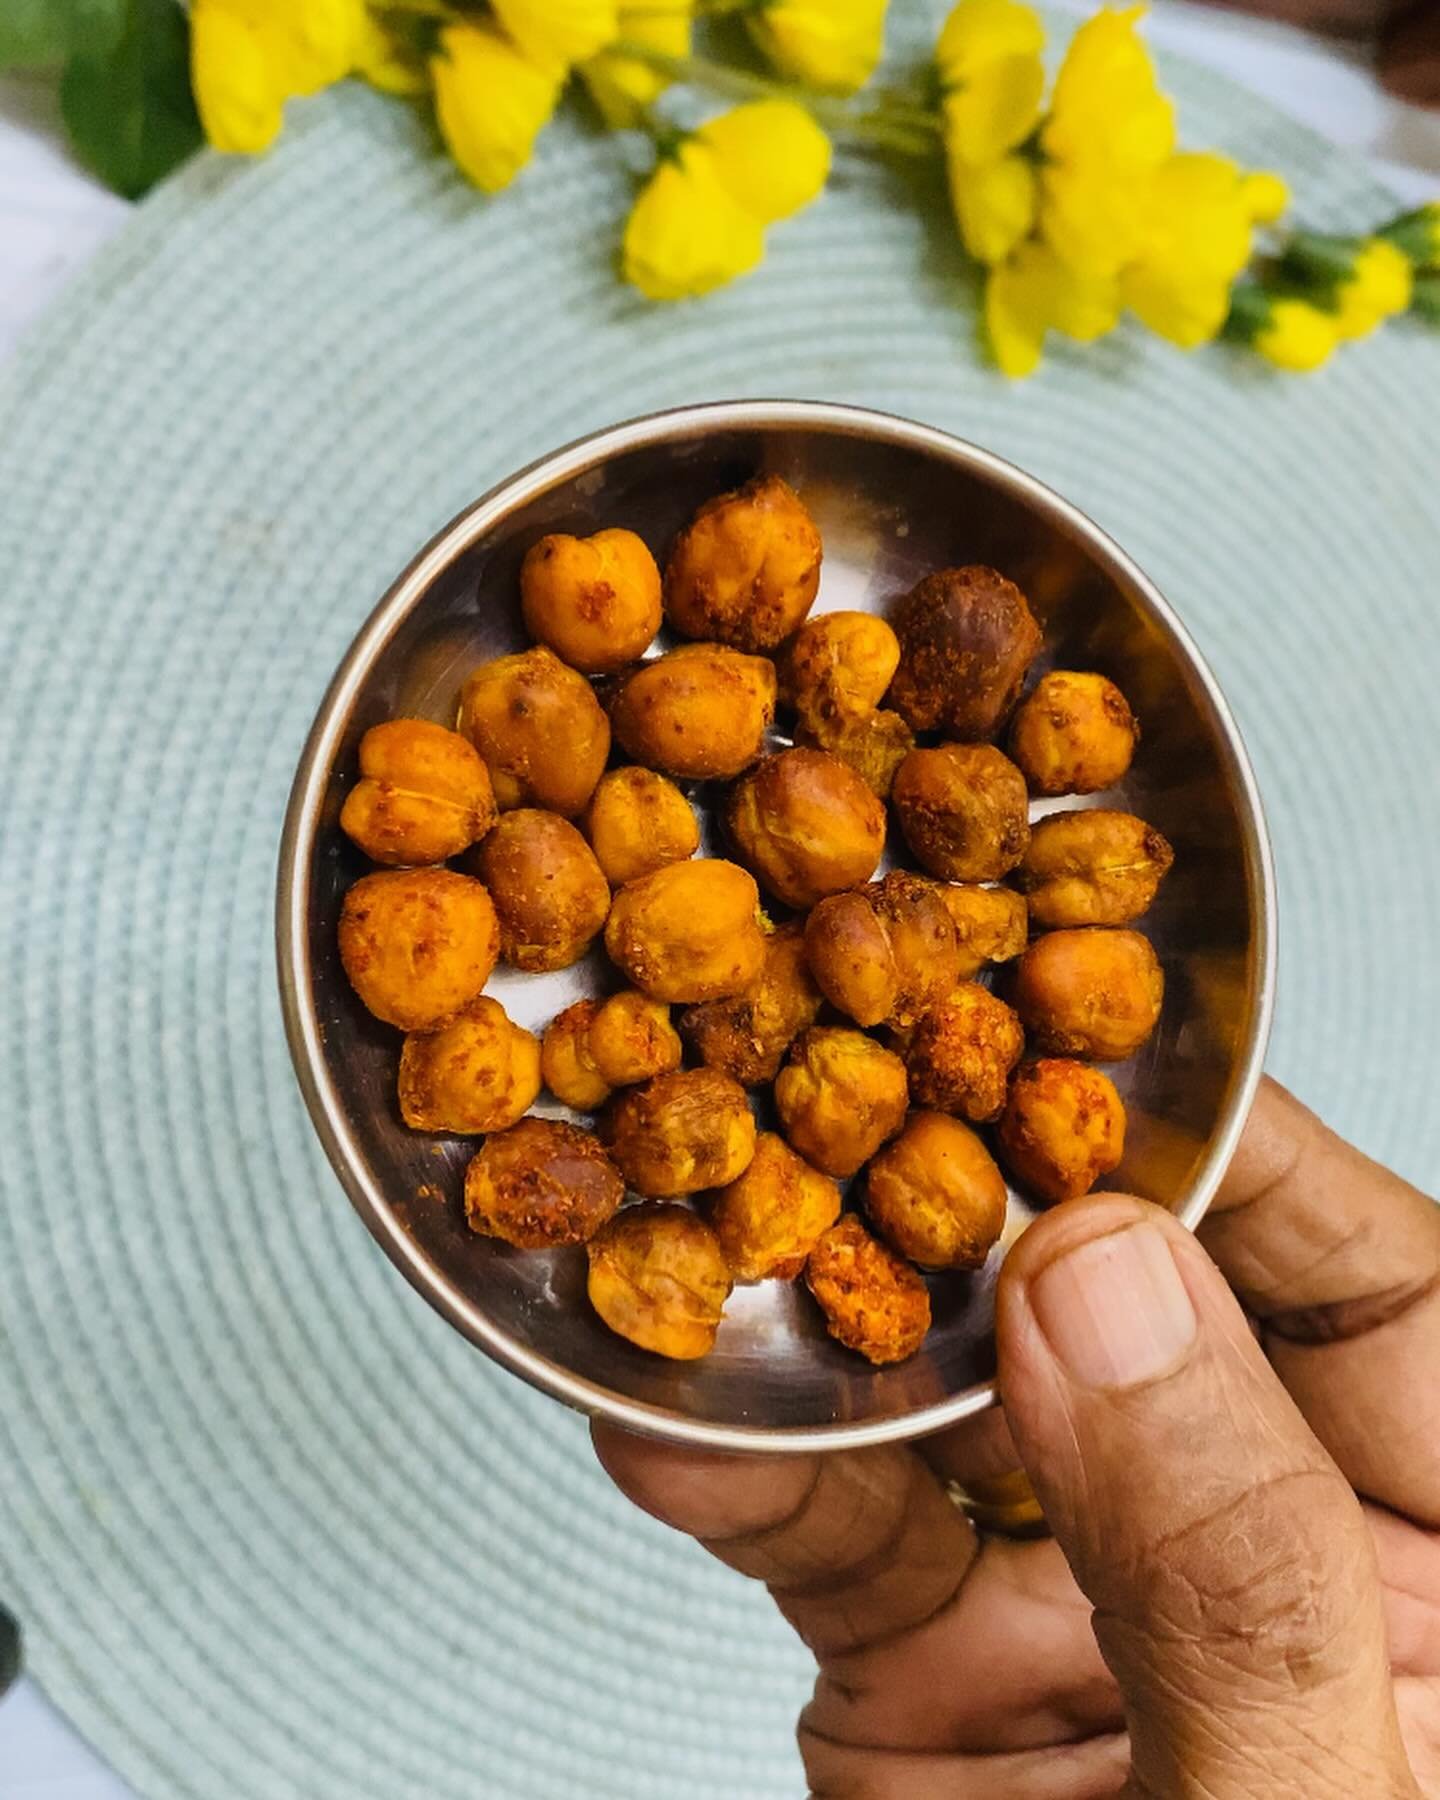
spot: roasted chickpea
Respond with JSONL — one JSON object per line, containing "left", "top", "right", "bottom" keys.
{"left": 1009, "top": 671, "right": 1137, "bottom": 796}
{"left": 587, "top": 990, "right": 682, "bottom": 1087}
{"left": 338, "top": 868, "right": 499, "bottom": 1031}
{"left": 541, "top": 999, "right": 610, "bottom": 1110}
{"left": 804, "top": 871, "right": 955, "bottom": 1030}
{"left": 1013, "top": 927, "right": 1164, "bottom": 1060}
{"left": 398, "top": 996, "right": 540, "bottom": 1134}
{"left": 997, "top": 1058, "right": 1126, "bottom": 1202}
{"left": 774, "top": 1027, "right": 909, "bottom": 1179}
{"left": 778, "top": 611, "right": 900, "bottom": 726}
{"left": 904, "top": 982, "right": 1024, "bottom": 1122}
{"left": 583, "top": 766, "right": 699, "bottom": 887}
{"left": 888, "top": 566, "right": 1042, "bottom": 740}
{"left": 609, "top": 643, "right": 776, "bottom": 781}
{"left": 1016, "top": 809, "right": 1174, "bottom": 929}
{"left": 805, "top": 1214, "right": 931, "bottom": 1366}
{"left": 476, "top": 809, "right": 610, "bottom": 972}
{"left": 605, "top": 858, "right": 766, "bottom": 1003}
{"left": 680, "top": 922, "right": 822, "bottom": 1085}
{"left": 458, "top": 645, "right": 609, "bottom": 816}
{"left": 710, "top": 1132, "right": 842, "bottom": 1282}
{"left": 892, "top": 743, "right": 1030, "bottom": 881}
{"left": 340, "top": 718, "right": 496, "bottom": 867}
{"left": 664, "top": 474, "right": 821, "bottom": 651}
{"left": 867, "top": 1111, "right": 1008, "bottom": 1269}
{"left": 520, "top": 527, "right": 661, "bottom": 674}
{"left": 586, "top": 1203, "right": 733, "bottom": 1359}
{"left": 931, "top": 882, "right": 1029, "bottom": 978}
{"left": 601, "top": 1068, "right": 757, "bottom": 1197}
{"left": 796, "top": 707, "right": 914, "bottom": 800}
{"left": 726, "top": 748, "right": 886, "bottom": 909}
{"left": 463, "top": 1117, "right": 623, "bottom": 1248}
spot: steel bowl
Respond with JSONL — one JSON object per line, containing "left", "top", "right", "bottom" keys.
{"left": 277, "top": 400, "right": 1275, "bottom": 1453}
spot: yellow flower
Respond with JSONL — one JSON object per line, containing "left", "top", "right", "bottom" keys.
{"left": 1333, "top": 239, "right": 1414, "bottom": 338}
{"left": 353, "top": 11, "right": 428, "bottom": 97}
{"left": 490, "top": 0, "right": 618, "bottom": 70}
{"left": 1380, "top": 201, "right": 1440, "bottom": 271}
{"left": 623, "top": 145, "right": 765, "bottom": 299}
{"left": 747, "top": 0, "right": 887, "bottom": 95}
{"left": 190, "top": 0, "right": 365, "bottom": 153}
{"left": 949, "top": 153, "right": 1036, "bottom": 264}
{"left": 1226, "top": 284, "right": 1339, "bottom": 372}
{"left": 692, "top": 101, "right": 831, "bottom": 224}
{"left": 985, "top": 240, "right": 1120, "bottom": 376}
{"left": 937, "top": 0, "right": 1045, "bottom": 166}
{"left": 432, "top": 20, "right": 562, "bottom": 194}
{"left": 582, "top": 1, "right": 693, "bottom": 130}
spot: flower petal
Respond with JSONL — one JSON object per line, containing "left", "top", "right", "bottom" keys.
{"left": 936, "top": 0, "right": 1044, "bottom": 83}
{"left": 491, "top": 0, "right": 618, "bottom": 69}
{"left": 432, "top": 21, "right": 562, "bottom": 194}
{"left": 941, "top": 54, "right": 1044, "bottom": 165}
{"left": 623, "top": 145, "right": 767, "bottom": 299}
{"left": 747, "top": 0, "right": 888, "bottom": 94}
{"left": 949, "top": 153, "right": 1036, "bottom": 264}
{"left": 694, "top": 100, "right": 831, "bottom": 224}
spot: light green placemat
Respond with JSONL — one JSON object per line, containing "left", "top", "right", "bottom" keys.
{"left": 1, "top": 9, "right": 1437, "bottom": 1795}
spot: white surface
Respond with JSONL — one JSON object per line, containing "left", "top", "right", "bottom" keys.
{"left": 0, "top": 12, "right": 1434, "bottom": 1796}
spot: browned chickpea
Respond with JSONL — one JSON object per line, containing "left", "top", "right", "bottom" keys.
{"left": 520, "top": 528, "right": 661, "bottom": 674}
{"left": 774, "top": 1026, "right": 908, "bottom": 1179}
{"left": 398, "top": 996, "right": 540, "bottom": 1134}
{"left": 997, "top": 1058, "right": 1126, "bottom": 1202}
{"left": 476, "top": 809, "right": 610, "bottom": 972}
{"left": 609, "top": 643, "right": 775, "bottom": 780}
{"left": 710, "top": 1132, "right": 841, "bottom": 1282}
{"left": 778, "top": 610, "right": 899, "bottom": 726}
{"left": 587, "top": 990, "right": 682, "bottom": 1087}
{"left": 804, "top": 870, "right": 955, "bottom": 1030}
{"left": 867, "top": 1111, "right": 1008, "bottom": 1269}
{"left": 586, "top": 1203, "right": 733, "bottom": 1359}
{"left": 583, "top": 765, "right": 699, "bottom": 887}
{"left": 795, "top": 707, "right": 915, "bottom": 800}
{"left": 726, "top": 748, "right": 886, "bottom": 909}
{"left": 805, "top": 1214, "right": 931, "bottom": 1366}
{"left": 680, "top": 921, "right": 822, "bottom": 1085}
{"left": 601, "top": 1068, "right": 756, "bottom": 1197}
{"left": 463, "top": 1117, "right": 623, "bottom": 1248}
{"left": 338, "top": 868, "right": 499, "bottom": 1031}
{"left": 1013, "top": 928, "right": 1164, "bottom": 1060}
{"left": 340, "top": 718, "right": 496, "bottom": 867}
{"left": 1016, "top": 809, "right": 1173, "bottom": 930}
{"left": 931, "top": 882, "right": 1029, "bottom": 978}
{"left": 892, "top": 743, "right": 1030, "bottom": 881}
{"left": 664, "top": 474, "right": 821, "bottom": 651}
{"left": 1009, "top": 671, "right": 1137, "bottom": 796}
{"left": 541, "top": 999, "right": 610, "bottom": 1110}
{"left": 888, "top": 566, "right": 1042, "bottom": 740}
{"left": 904, "top": 982, "right": 1024, "bottom": 1122}
{"left": 604, "top": 858, "right": 766, "bottom": 1003}
{"left": 458, "top": 645, "right": 609, "bottom": 816}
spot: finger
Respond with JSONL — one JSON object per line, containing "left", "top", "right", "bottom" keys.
{"left": 998, "top": 1192, "right": 1415, "bottom": 1800}
{"left": 1200, "top": 1076, "right": 1440, "bottom": 1524}
{"left": 799, "top": 1721, "right": 1129, "bottom": 1799}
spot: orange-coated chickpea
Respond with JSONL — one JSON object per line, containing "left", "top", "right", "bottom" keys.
{"left": 340, "top": 718, "right": 496, "bottom": 867}
{"left": 680, "top": 921, "right": 822, "bottom": 1085}
{"left": 586, "top": 1203, "right": 733, "bottom": 1359}
{"left": 803, "top": 870, "right": 956, "bottom": 1030}
{"left": 997, "top": 1058, "right": 1126, "bottom": 1202}
{"left": 476, "top": 809, "right": 610, "bottom": 972}
{"left": 604, "top": 858, "right": 766, "bottom": 1003}
{"left": 931, "top": 882, "right": 1029, "bottom": 978}
{"left": 778, "top": 611, "right": 899, "bottom": 726}
{"left": 726, "top": 748, "right": 886, "bottom": 908}
{"left": 520, "top": 527, "right": 661, "bottom": 674}
{"left": 398, "top": 996, "right": 540, "bottom": 1134}
{"left": 458, "top": 645, "right": 609, "bottom": 816}
{"left": 540, "top": 999, "right": 610, "bottom": 1110}
{"left": 892, "top": 743, "right": 1030, "bottom": 881}
{"left": 664, "top": 474, "right": 821, "bottom": 650}
{"left": 584, "top": 766, "right": 699, "bottom": 887}
{"left": 609, "top": 643, "right": 775, "bottom": 780}
{"left": 710, "top": 1132, "right": 841, "bottom": 1283}
{"left": 805, "top": 1215, "right": 931, "bottom": 1366}
{"left": 463, "top": 1117, "right": 623, "bottom": 1248}
{"left": 888, "top": 566, "right": 1042, "bottom": 740}
{"left": 904, "top": 983, "right": 1024, "bottom": 1122}
{"left": 540, "top": 991, "right": 681, "bottom": 1110}
{"left": 338, "top": 868, "right": 499, "bottom": 1031}
{"left": 1013, "top": 928, "right": 1164, "bottom": 1061}
{"left": 796, "top": 708, "right": 915, "bottom": 800}
{"left": 1016, "top": 809, "right": 1174, "bottom": 930}
{"left": 1009, "top": 671, "right": 1137, "bottom": 796}
{"left": 601, "top": 1068, "right": 756, "bottom": 1197}
{"left": 774, "top": 1026, "right": 909, "bottom": 1179}
{"left": 866, "top": 1111, "right": 1008, "bottom": 1270}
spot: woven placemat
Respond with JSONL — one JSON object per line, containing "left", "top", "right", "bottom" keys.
{"left": 1, "top": 7, "right": 1437, "bottom": 1794}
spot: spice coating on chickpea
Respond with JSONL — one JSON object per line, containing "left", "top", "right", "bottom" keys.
{"left": 774, "top": 1027, "right": 909, "bottom": 1179}
{"left": 541, "top": 999, "right": 611, "bottom": 1110}
{"left": 476, "top": 809, "right": 610, "bottom": 972}
{"left": 520, "top": 528, "right": 662, "bottom": 674}
{"left": 604, "top": 858, "right": 766, "bottom": 1003}
{"left": 931, "top": 882, "right": 1029, "bottom": 978}
{"left": 805, "top": 1215, "right": 931, "bottom": 1366}
{"left": 664, "top": 474, "right": 822, "bottom": 651}
{"left": 905, "top": 982, "right": 1025, "bottom": 1122}
{"left": 609, "top": 642, "right": 776, "bottom": 780}
{"left": 338, "top": 868, "right": 499, "bottom": 1032}
{"left": 804, "top": 870, "right": 956, "bottom": 1030}
{"left": 726, "top": 748, "right": 886, "bottom": 909}
{"left": 796, "top": 707, "right": 914, "bottom": 800}
{"left": 340, "top": 718, "right": 497, "bottom": 867}
{"left": 867, "top": 1111, "right": 1008, "bottom": 1270}
{"left": 602, "top": 1068, "right": 757, "bottom": 1197}
{"left": 458, "top": 645, "right": 610, "bottom": 816}
{"left": 586, "top": 1203, "right": 733, "bottom": 1360}
{"left": 893, "top": 743, "right": 1031, "bottom": 882}
{"left": 1013, "top": 928, "right": 1164, "bottom": 1061}
{"left": 584, "top": 765, "right": 699, "bottom": 887}
{"left": 1016, "top": 809, "right": 1174, "bottom": 930}
{"left": 888, "top": 566, "right": 1042, "bottom": 740}
{"left": 710, "top": 1132, "right": 841, "bottom": 1283}
{"left": 398, "top": 996, "right": 540, "bottom": 1134}
{"left": 778, "top": 611, "right": 900, "bottom": 727}
{"left": 680, "top": 921, "right": 822, "bottom": 1085}
{"left": 463, "top": 1117, "right": 623, "bottom": 1249}
{"left": 586, "top": 990, "right": 682, "bottom": 1088}
{"left": 997, "top": 1058, "right": 1126, "bottom": 1202}
{"left": 1009, "top": 671, "right": 1137, "bottom": 796}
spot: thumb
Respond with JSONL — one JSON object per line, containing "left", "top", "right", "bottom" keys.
{"left": 996, "top": 1194, "right": 1417, "bottom": 1800}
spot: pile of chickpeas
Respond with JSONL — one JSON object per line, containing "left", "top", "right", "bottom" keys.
{"left": 335, "top": 474, "right": 1173, "bottom": 1367}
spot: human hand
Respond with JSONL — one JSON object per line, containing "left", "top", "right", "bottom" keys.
{"left": 595, "top": 1079, "right": 1440, "bottom": 1797}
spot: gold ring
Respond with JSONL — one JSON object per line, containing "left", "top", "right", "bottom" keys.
{"left": 946, "top": 1468, "right": 1050, "bottom": 1538}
